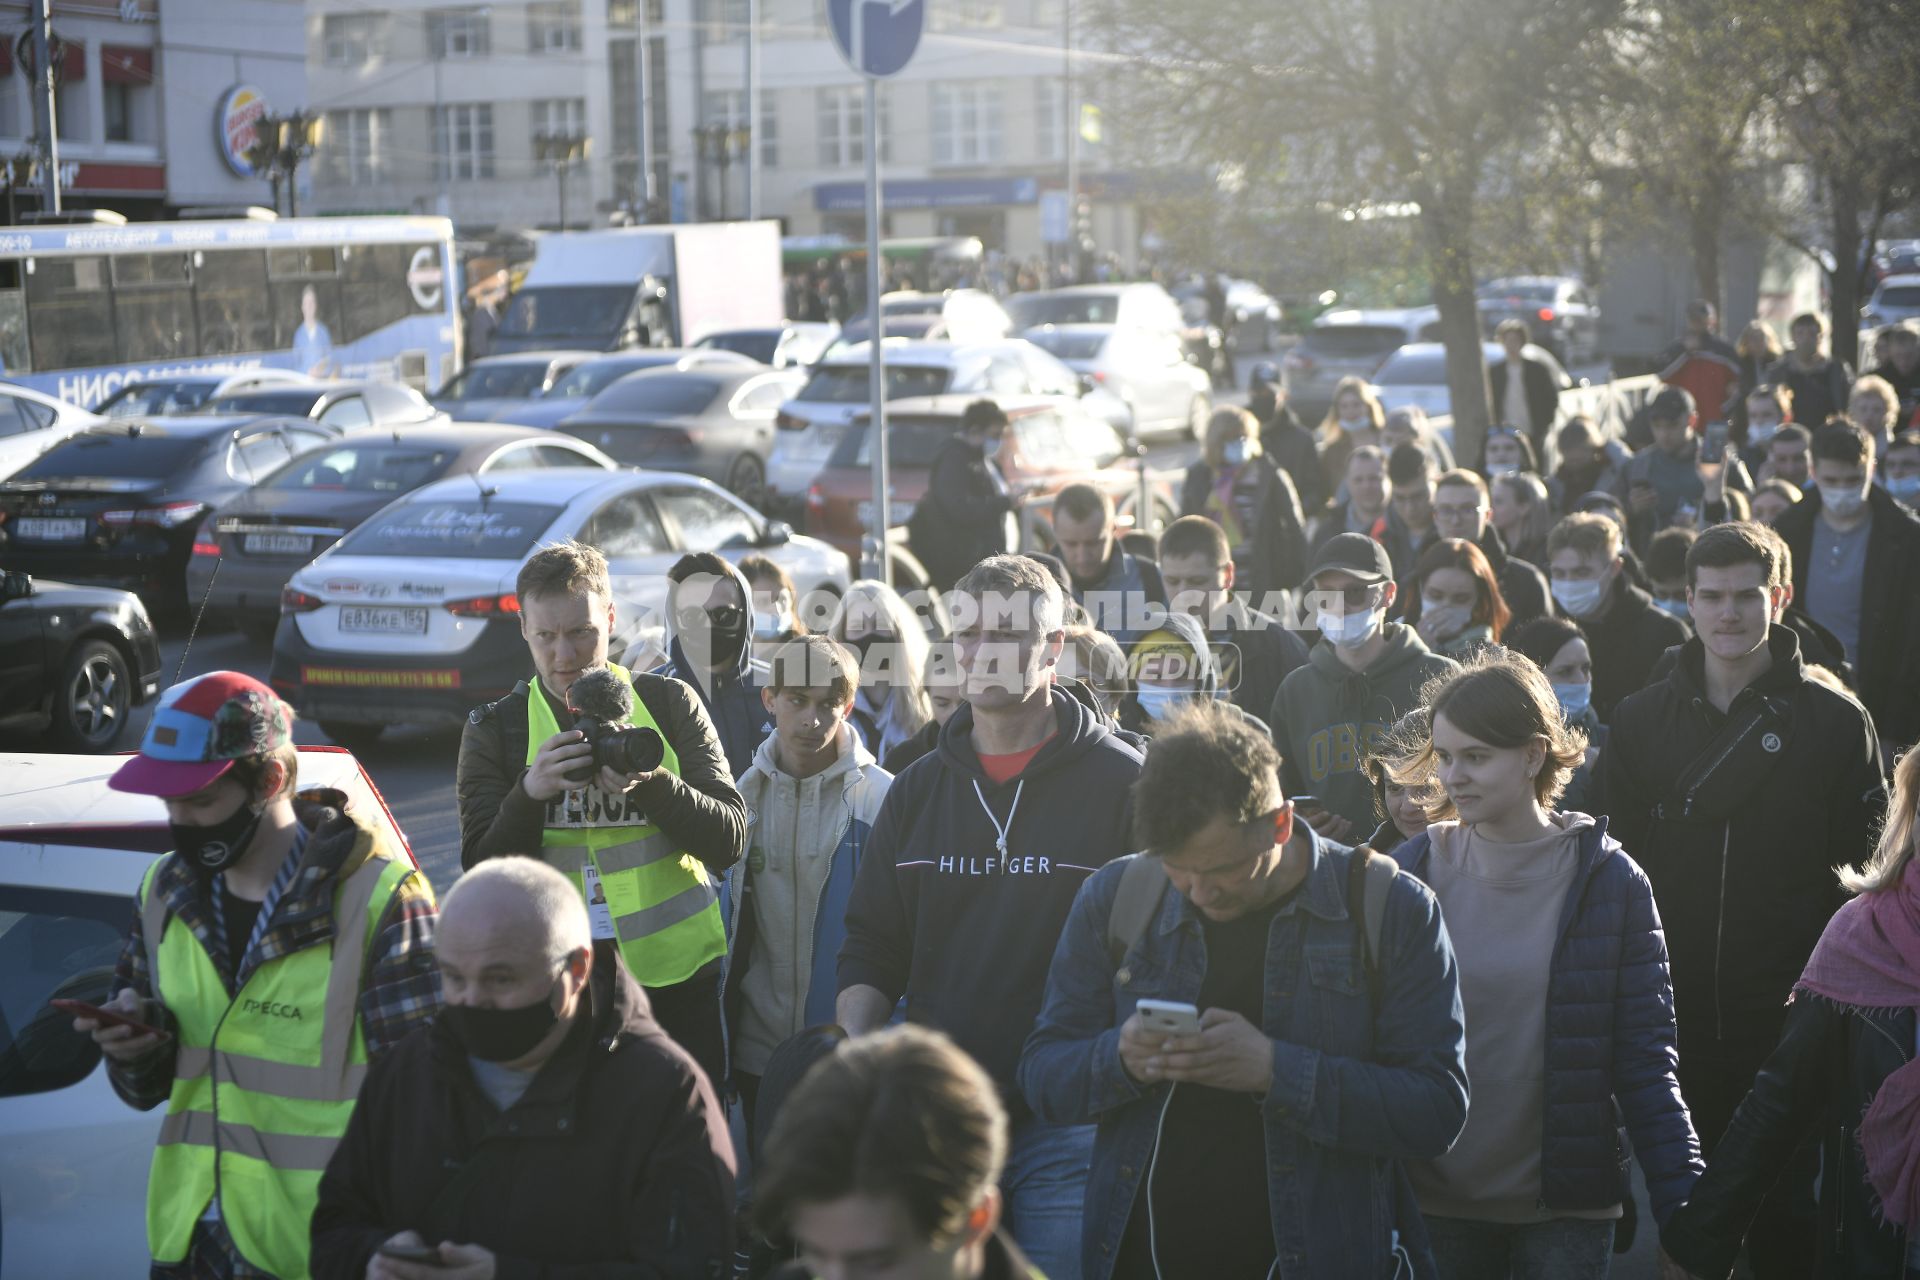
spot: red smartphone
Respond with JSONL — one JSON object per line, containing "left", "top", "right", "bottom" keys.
{"left": 50, "top": 998, "right": 170, "bottom": 1040}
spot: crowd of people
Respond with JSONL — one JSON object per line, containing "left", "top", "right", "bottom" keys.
{"left": 66, "top": 302, "right": 1920, "bottom": 1280}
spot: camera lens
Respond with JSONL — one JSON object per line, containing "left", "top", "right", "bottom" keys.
{"left": 603, "top": 725, "right": 665, "bottom": 776}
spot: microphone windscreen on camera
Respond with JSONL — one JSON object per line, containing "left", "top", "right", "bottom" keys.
{"left": 568, "top": 667, "right": 634, "bottom": 722}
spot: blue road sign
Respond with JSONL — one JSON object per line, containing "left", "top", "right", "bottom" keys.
{"left": 828, "top": 0, "right": 925, "bottom": 79}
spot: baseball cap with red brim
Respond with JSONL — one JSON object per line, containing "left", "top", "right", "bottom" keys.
{"left": 109, "top": 671, "right": 295, "bottom": 798}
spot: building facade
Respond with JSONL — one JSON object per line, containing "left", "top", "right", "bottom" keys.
{"left": 0, "top": 0, "right": 306, "bottom": 221}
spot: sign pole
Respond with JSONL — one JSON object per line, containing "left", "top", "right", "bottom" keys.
{"left": 33, "top": 0, "right": 59, "bottom": 215}
{"left": 861, "top": 71, "right": 889, "bottom": 585}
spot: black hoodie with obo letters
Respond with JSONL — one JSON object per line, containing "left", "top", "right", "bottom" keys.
{"left": 837, "top": 684, "right": 1145, "bottom": 1104}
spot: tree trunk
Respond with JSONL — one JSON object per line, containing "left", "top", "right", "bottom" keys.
{"left": 1689, "top": 190, "right": 1723, "bottom": 316}
{"left": 1829, "top": 176, "right": 1863, "bottom": 371}
{"left": 1420, "top": 188, "right": 1492, "bottom": 468}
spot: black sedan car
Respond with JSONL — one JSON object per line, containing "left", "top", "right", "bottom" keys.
{"left": 0, "top": 417, "right": 345, "bottom": 618}
{"left": 186, "top": 423, "right": 616, "bottom": 642}
{"left": 200, "top": 380, "right": 443, "bottom": 432}
{"left": 557, "top": 364, "right": 805, "bottom": 506}
{"left": 0, "top": 569, "right": 162, "bottom": 750}
{"left": 429, "top": 350, "right": 591, "bottom": 421}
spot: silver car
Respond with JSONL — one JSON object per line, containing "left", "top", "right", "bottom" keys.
{"left": 1023, "top": 323, "right": 1211, "bottom": 441}
{"left": 1282, "top": 307, "right": 1440, "bottom": 425}
{"left": 1865, "top": 273, "right": 1920, "bottom": 330}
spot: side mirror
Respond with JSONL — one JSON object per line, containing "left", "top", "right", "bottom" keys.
{"left": 763, "top": 519, "right": 793, "bottom": 546}
{"left": 0, "top": 569, "right": 32, "bottom": 603}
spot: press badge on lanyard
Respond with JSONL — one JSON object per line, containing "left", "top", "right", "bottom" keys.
{"left": 580, "top": 859, "right": 618, "bottom": 941}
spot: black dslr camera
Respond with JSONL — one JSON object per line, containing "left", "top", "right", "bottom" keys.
{"left": 564, "top": 668, "right": 667, "bottom": 783}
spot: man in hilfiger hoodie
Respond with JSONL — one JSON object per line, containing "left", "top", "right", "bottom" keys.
{"left": 726, "top": 635, "right": 891, "bottom": 1125}
{"left": 838, "top": 554, "right": 1145, "bottom": 1280}
{"left": 1604, "top": 522, "right": 1886, "bottom": 1280}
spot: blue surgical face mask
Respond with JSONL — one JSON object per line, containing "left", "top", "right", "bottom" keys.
{"left": 1133, "top": 684, "right": 1191, "bottom": 723}
{"left": 1652, "top": 596, "right": 1690, "bottom": 620}
{"left": 1222, "top": 439, "right": 1249, "bottom": 467}
{"left": 1553, "top": 681, "right": 1592, "bottom": 718}
{"left": 1551, "top": 577, "right": 1607, "bottom": 619}
{"left": 1317, "top": 604, "right": 1385, "bottom": 648}
{"left": 1889, "top": 475, "right": 1920, "bottom": 503}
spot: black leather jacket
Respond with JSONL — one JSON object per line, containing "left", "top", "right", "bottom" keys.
{"left": 1661, "top": 992, "right": 1915, "bottom": 1279}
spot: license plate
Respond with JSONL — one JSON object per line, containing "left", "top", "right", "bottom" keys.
{"left": 338, "top": 606, "right": 428, "bottom": 635}
{"left": 14, "top": 517, "right": 86, "bottom": 541}
{"left": 244, "top": 533, "right": 313, "bottom": 556}
{"left": 857, "top": 500, "right": 914, "bottom": 527}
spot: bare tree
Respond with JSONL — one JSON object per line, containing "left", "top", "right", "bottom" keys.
{"left": 1098, "top": 0, "right": 1626, "bottom": 465}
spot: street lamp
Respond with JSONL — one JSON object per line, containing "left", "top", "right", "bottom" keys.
{"left": 693, "top": 122, "right": 750, "bottom": 221}
{"left": 534, "top": 132, "right": 591, "bottom": 231}
{"left": 242, "top": 111, "right": 326, "bottom": 217}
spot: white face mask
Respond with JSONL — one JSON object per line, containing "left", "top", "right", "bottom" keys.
{"left": 752, "top": 604, "right": 793, "bottom": 640}
{"left": 1339, "top": 413, "right": 1370, "bottom": 432}
{"left": 1318, "top": 604, "right": 1385, "bottom": 648}
{"left": 1819, "top": 484, "right": 1868, "bottom": 518}
{"left": 1486, "top": 462, "right": 1519, "bottom": 477}
{"left": 1420, "top": 601, "right": 1473, "bottom": 639}
{"left": 1652, "top": 596, "right": 1690, "bottom": 620}
{"left": 1222, "top": 439, "right": 1249, "bottom": 467}
{"left": 1551, "top": 577, "right": 1607, "bottom": 618}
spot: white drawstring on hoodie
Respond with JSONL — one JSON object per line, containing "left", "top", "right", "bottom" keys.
{"left": 972, "top": 778, "right": 1025, "bottom": 873}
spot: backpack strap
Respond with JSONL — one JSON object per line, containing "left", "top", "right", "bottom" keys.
{"left": 1105, "top": 855, "right": 1169, "bottom": 969}
{"left": 1348, "top": 845, "right": 1397, "bottom": 1007}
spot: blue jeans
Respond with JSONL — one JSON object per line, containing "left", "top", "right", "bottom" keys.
{"left": 1002, "top": 1118, "right": 1095, "bottom": 1280}
{"left": 1425, "top": 1216, "right": 1614, "bottom": 1280}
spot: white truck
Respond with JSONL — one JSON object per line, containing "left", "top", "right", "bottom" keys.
{"left": 490, "top": 221, "right": 784, "bottom": 355}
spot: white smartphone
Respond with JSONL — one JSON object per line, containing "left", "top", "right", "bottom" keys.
{"left": 1135, "top": 998, "right": 1202, "bottom": 1037}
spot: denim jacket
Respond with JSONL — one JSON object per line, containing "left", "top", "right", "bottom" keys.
{"left": 1017, "top": 832, "right": 1469, "bottom": 1280}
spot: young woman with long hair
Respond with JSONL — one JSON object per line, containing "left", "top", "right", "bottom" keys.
{"left": 1401, "top": 538, "right": 1512, "bottom": 659}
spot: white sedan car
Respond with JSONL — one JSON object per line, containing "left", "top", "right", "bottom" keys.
{"left": 0, "top": 384, "right": 106, "bottom": 481}
{"left": 1022, "top": 323, "right": 1211, "bottom": 441}
{"left": 0, "top": 748, "right": 416, "bottom": 1279}
{"left": 1370, "top": 340, "right": 1573, "bottom": 437}
{"left": 268, "top": 468, "right": 852, "bottom": 745}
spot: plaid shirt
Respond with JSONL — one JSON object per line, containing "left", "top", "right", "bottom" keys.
{"left": 106, "top": 796, "right": 441, "bottom": 1280}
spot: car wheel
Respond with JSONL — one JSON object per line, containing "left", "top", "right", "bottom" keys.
{"left": 726, "top": 453, "right": 768, "bottom": 509}
{"left": 320, "top": 721, "right": 385, "bottom": 752}
{"left": 50, "top": 640, "right": 132, "bottom": 752}
{"left": 1188, "top": 395, "right": 1211, "bottom": 442}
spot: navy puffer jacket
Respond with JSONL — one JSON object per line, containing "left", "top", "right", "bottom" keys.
{"left": 1391, "top": 816, "right": 1703, "bottom": 1223}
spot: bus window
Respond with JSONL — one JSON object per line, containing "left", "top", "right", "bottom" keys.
{"left": 27, "top": 256, "right": 115, "bottom": 371}
{"left": 0, "top": 260, "right": 29, "bottom": 373}
{"left": 267, "top": 247, "right": 339, "bottom": 279}
{"left": 194, "top": 249, "right": 272, "bottom": 357}
{"left": 112, "top": 254, "right": 196, "bottom": 363}
{"left": 339, "top": 244, "right": 418, "bottom": 346}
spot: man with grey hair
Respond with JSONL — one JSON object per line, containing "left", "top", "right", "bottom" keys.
{"left": 837, "top": 554, "right": 1144, "bottom": 1279}
{"left": 311, "top": 857, "right": 735, "bottom": 1280}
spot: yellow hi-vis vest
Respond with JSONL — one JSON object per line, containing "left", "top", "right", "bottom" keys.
{"left": 527, "top": 663, "right": 726, "bottom": 986}
{"left": 140, "top": 847, "right": 409, "bottom": 1280}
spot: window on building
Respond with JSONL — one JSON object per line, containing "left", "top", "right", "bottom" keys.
{"left": 527, "top": 0, "right": 583, "bottom": 52}
{"left": 105, "top": 83, "right": 133, "bottom": 142}
{"left": 701, "top": 89, "right": 778, "bottom": 167}
{"left": 322, "top": 13, "right": 381, "bottom": 66}
{"left": 1034, "top": 78, "right": 1065, "bottom": 162}
{"left": 928, "top": 0, "right": 1004, "bottom": 30}
{"left": 433, "top": 104, "right": 495, "bottom": 180}
{"left": 326, "top": 108, "right": 391, "bottom": 185}
{"left": 931, "top": 82, "right": 1004, "bottom": 166}
{"left": 531, "top": 99, "right": 588, "bottom": 169}
{"left": 428, "top": 8, "right": 490, "bottom": 58}
{"left": 816, "top": 86, "right": 889, "bottom": 167}
{"left": 54, "top": 80, "right": 84, "bottom": 142}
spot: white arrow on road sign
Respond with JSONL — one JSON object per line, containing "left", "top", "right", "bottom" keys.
{"left": 829, "top": 0, "right": 924, "bottom": 79}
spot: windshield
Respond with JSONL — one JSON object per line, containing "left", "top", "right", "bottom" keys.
{"left": 13, "top": 431, "right": 206, "bottom": 480}
{"left": 498, "top": 286, "right": 633, "bottom": 340}
{"left": 336, "top": 499, "right": 562, "bottom": 558}
{"left": 1006, "top": 294, "right": 1122, "bottom": 327}
{"left": 265, "top": 443, "right": 456, "bottom": 492}
{"left": 699, "top": 331, "right": 779, "bottom": 363}
{"left": 98, "top": 380, "right": 219, "bottom": 418}
{"left": 1878, "top": 286, "right": 1920, "bottom": 308}
{"left": 1374, "top": 351, "right": 1449, "bottom": 384}
{"left": 1479, "top": 282, "right": 1557, "bottom": 302}
{"left": 550, "top": 358, "right": 668, "bottom": 399}
{"left": 1024, "top": 330, "right": 1108, "bottom": 360}
{"left": 833, "top": 419, "right": 958, "bottom": 468}
{"left": 882, "top": 297, "right": 943, "bottom": 315}
{"left": 206, "top": 390, "right": 324, "bottom": 416}
{"left": 589, "top": 374, "right": 722, "bottom": 417}
{"left": 1301, "top": 325, "right": 1407, "bottom": 358}
{"left": 439, "top": 364, "right": 551, "bottom": 400}
{"left": 797, "top": 364, "right": 952, "bottom": 404}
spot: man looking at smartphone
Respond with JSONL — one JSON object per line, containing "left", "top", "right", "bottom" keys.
{"left": 76, "top": 671, "right": 440, "bottom": 1280}
{"left": 1019, "top": 701, "right": 1467, "bottom": 1279}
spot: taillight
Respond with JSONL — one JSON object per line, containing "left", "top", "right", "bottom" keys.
{"left": 445, "top": 593, "right": 521, "bottom": 617}
{"left": 100, "top": 500, "right": 207, "bottom": 529}
{"left": 192, "top": 529, "right": 221, "bottom": 557}
{"left": 1090, "top": 370, "right": 1109, "bottom": 384}
{"left": 1538, "top": 307, "right": 1556, "bottom": 323}
{"left": 776, "top": 410, "right": 807, "bottom": 430}
{"left": 807, "top": 483, "right": 825, "bottom": 512}
{"left": 280, "top": 587, "right": 323, "bottom": 613}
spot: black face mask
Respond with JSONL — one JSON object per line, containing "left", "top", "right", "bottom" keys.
{"left": 446, "top": 981, "right": 561, "bottom": 1062}
{"left": 171, "top": 799, "right": 264, "bottom": 877}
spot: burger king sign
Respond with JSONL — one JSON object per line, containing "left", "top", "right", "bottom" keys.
{"left": 217, "top": 85, "right": 269, "bottom": 177}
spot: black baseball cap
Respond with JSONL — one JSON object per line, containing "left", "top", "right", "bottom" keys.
{"left": 1305, "top": 533, "right": 1393, "bottom": 586}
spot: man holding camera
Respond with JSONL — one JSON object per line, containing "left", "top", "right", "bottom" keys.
{"left": 457, "top": 540, "right": 747, "bottom": 1085}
